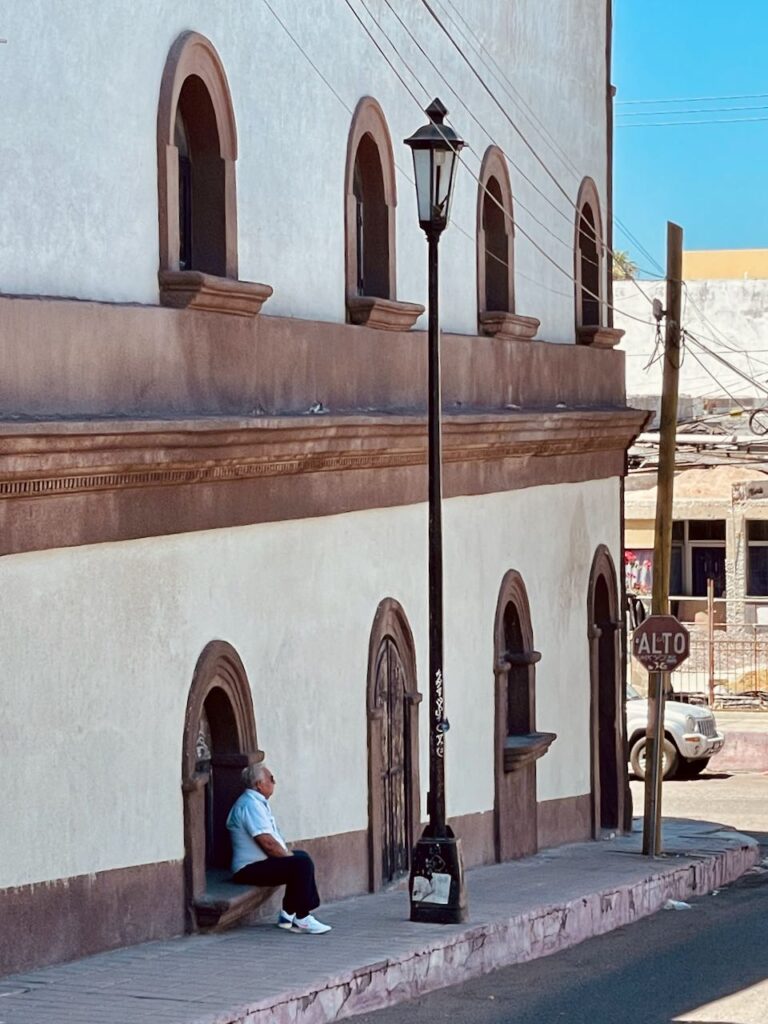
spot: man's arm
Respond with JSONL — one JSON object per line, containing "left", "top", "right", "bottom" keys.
{"left": 254, "top": 833, "right": 292, "bottom": 858}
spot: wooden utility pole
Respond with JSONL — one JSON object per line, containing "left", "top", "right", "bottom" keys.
{"left": 643, "top": 221, "right": 683, "bottom": 856}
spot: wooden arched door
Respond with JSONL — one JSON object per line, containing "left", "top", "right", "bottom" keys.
{"left": 367, "top": 600, "right": 421, "bottom": 890}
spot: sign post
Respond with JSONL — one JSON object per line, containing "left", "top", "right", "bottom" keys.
{"left": 631, "top": 615, "right": 690, "bottom": 856}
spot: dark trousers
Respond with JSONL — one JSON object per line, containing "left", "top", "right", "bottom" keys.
{"left": 232, "top": 850, "right": 319, "bottom": 918}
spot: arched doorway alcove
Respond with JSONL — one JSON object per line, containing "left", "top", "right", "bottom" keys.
{"left": 587, "top": 546, "right": 626, "bottom": 835}
{"left": 493, "top": 571, "right": 555, "bottom": 862}
{"left": 366, "top": 599, "right": 421, "bottom": 892}
{"left": 181, "top": 640, "right": 262, "bottom": 928}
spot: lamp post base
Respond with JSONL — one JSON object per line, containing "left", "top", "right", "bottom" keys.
{"left": 409, "top": 827, "right": 468, "bottom": 924}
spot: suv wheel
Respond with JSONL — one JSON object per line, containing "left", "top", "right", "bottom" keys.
{"left": 629, "top": 736, "right": 678, "bottom": 780}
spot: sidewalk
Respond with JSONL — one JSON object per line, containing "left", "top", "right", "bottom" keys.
{"left": 0, "top": 820, "right": 757, "bottom": 1024}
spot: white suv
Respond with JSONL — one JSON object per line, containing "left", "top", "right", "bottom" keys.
{"left": 626, "top": 684, "right": 725, "bottom": 779}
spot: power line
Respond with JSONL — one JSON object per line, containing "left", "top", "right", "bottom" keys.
{"left": 682, "top": 283, "right": 768, "bottom": 373}
{"left": 344, "top": 0, "right": 657, "bottom": 326}
{"left": 432, "top": 0, "right": 667, "bottom": 282}
{"left": 618, "top": 115, "right": 768, "bottom": 128}
{"left": 264, "top": 0, "right": 657, "bottom": 329}
{"left": 617, "top": 103, "right": 768, "bottom": 118}
{"left": 684, "top": 330, "right": 768, "bottom": 395}
{"left": 617, "top": 91, "right": 768, "bottom": 105}
{"left": 417, "top": 0, "right": 663, "bottom": 307}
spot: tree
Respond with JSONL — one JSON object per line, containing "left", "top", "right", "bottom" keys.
{"left": 612, "top": 250, "right": 638, "bottom": 280}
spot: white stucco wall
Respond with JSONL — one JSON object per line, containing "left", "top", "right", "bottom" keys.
{"left": 615, "top": 278, "right": 768, "bottom": 401}
{"left": 0, "top": 476, "right": 619, "bottom": 890}
{"left": 0, "top": 1, "right": 607, "bottom": 341}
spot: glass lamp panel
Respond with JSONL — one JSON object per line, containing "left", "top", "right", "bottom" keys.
{"left": 433, "top": 148, "right": 458, "bottom": 220}
{"left": 442, "top": 152, "right": 459, "bottom": 224}
{"left": 411, "top": 149, "right": 433, "bottom": 223}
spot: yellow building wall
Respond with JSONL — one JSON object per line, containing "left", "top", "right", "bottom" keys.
{"left": 683, "top": 249, "right": 768, "bottom": 280}
{"left": 625, "top": 519, "right": 655, "bottom": 547}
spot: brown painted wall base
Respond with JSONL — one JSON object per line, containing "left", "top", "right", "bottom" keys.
{"left": 0, "top": 800, "right": 596, "bottom": 978}
{"left": 537, "top": 793, "right": 593, "bottom": 849}
{"left": 449, "top": 811, "right": 497, "bottom": 868}
{"left": 0, "top": 860, "right": 185, "bottom": 979}
{"left": 296, "top": 829, "right": 370, "bottom": 902}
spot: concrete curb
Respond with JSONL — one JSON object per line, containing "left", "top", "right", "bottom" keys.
{"left": 222, "top": 832, "right": 758, "bottom": 1024}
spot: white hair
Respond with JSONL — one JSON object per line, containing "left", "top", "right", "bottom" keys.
{"left": 241, "top": 762, "right": 269, "bottom": 788}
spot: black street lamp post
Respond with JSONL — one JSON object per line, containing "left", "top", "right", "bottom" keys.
{"left": 404, "top": 98, "right": 468, "bottom": 925}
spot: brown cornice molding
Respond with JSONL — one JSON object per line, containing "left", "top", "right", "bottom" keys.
{"left": 0, "top": 408, "right": 647, "bottom": 555}
{"left": 0, "top": 408, "right": 649, "bottom": 491}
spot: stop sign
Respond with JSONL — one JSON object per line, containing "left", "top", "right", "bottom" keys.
{"left": 632, "top": 615, "right": 690, "bottom": 672}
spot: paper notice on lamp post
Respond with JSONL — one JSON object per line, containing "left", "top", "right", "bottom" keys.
{"left": 411, "top": 872, "right": 452, "bottom": 904}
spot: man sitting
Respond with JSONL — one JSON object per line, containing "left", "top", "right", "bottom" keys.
{"left": 226, "top": 763, "right": 332, "bottom": 935}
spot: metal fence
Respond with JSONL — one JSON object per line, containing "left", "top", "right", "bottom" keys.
{"left": 629, "top": 621, "right": 768, "bottom": 708}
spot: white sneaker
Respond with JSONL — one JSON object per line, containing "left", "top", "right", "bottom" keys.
{"left": 276, "top": 910, "right": 295, "bottom": 930}
{"left": 292, "top": 913, "right": 332, "bottom": 935}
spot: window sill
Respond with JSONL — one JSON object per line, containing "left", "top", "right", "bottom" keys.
{"left": 347, "top": 295, "right": 424, "bottom": 332}
{"left": 503, "top": 731, "right": 557, "bottom": 773}
{"left": 576, "top": 325, "right": 625, "bottom": 349}
{"left": 159, "top": 271, "right": 273, "bottom": 317}
{"left": 479, "top": 311, "right": 540, "bottom": 342}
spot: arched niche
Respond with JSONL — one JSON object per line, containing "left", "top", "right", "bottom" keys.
{"left": 181, "top": 640, "right": 262, "bottom": 928}
{"left": 586, "top": 545, "right": 627, "bottom": 835}
{"left": 366, "top": 598, "right": 422, "bottom": 891}
{"left": 157, "top": 31, "right": 238, "bottom": 280}
{"left": 492, "top": 570, "right": 555, "bottom": 862}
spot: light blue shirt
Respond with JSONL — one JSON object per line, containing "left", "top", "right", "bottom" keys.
{"left": 226, "top": 789, "right": 288, "bottom": 874}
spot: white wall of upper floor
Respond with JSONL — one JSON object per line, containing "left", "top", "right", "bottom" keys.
{"left": 0, "top": 476, "right": 619, "bottom": 889}
{"left": 0, "top": 0, "right": 609, "bottom": 343}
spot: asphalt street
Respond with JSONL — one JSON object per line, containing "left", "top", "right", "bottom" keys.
{"left": 355, "top": 771, "right": 768, "bottom": 1024}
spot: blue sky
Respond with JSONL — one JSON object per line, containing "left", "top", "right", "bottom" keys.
{"left": 613, "top": 0, "right": 768, "bottom": 275}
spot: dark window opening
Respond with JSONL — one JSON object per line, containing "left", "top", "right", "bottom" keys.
{"left": 175, "top": 108, "right": 192, "bottom": 272}
{"left": 199, "top": 686, "right": 241, "bottom": 871}
{"left": 503, "top": 602, "right": 531, "bottom": 736}
{"left": 483, "top": 176, "right": 509, "bottom": 311}
{"left": 353, "top": 134, "right": 389, "bottom": 298}
{"left": 747, "top": 520, "right": 768, "bottom": 595}
{"left": 579, "top": 202, "right": 600, "bottom": 327}
{"left": 688, "top": 519, "right": 726, "bottom": 541}
{"left": 175, "top": 75, "right": 226, "bottom": 276}
{"left": 690, "top": 547, "right": 726, "bottom": 597}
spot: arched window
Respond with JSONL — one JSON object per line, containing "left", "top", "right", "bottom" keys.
{"left": 158, "top": 33, "right": 237, "bottom": 278}
{"left": 476, "top": 147, "right": 539, "bottom": 341}
{"left": 477, "top": 148, "right": 514, "bottom": 318}
{"left": 157, "top": 33, "right": 272, "bottom": 315}
{"left": 575, "top": 178, "right": 604, "bottom": 333}
{"left": 353, "top": 134, "right": 389, "bottom": 299}
{"left": 483, "top": 176, "right": 510, "bottom": 312}
{"left": 345, "top": 98, "right": 423, "bottom": 331}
